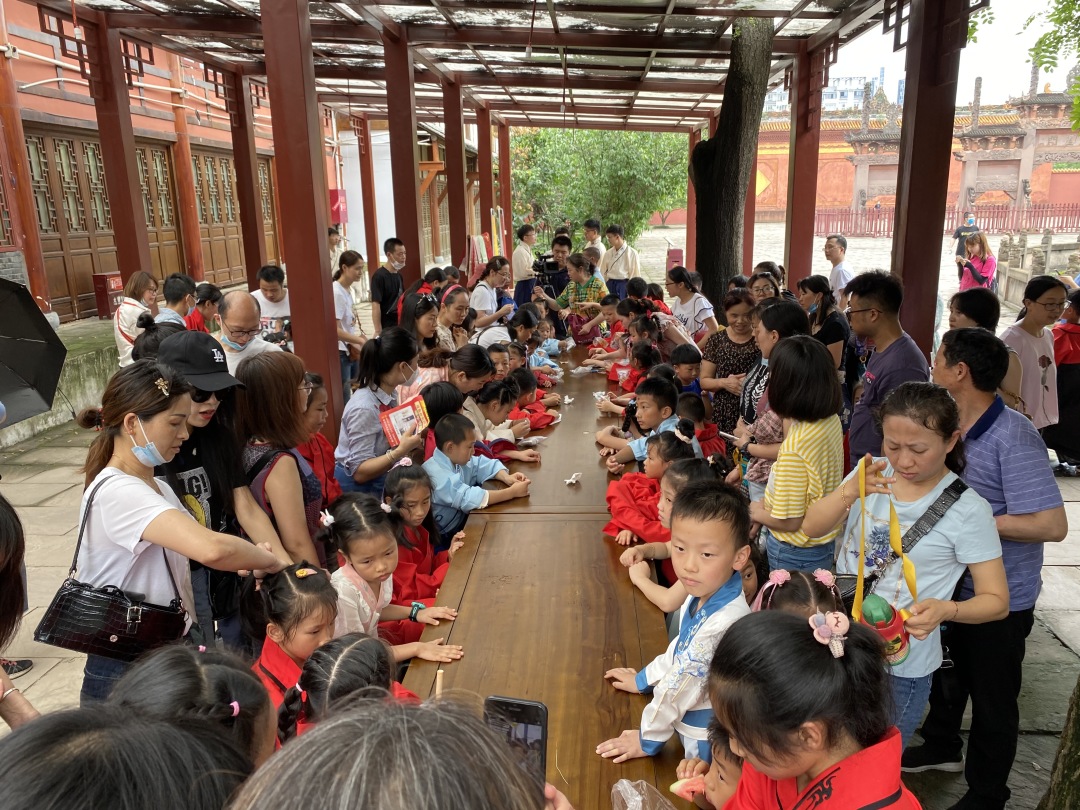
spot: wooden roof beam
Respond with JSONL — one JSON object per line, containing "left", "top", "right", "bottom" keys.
{"left": 366, "top": 0, "right": 833, "bottom": 19}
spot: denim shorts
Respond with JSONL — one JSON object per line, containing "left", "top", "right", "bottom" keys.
{"left": 765, "top": 532, "right": 835, "bottom": 573}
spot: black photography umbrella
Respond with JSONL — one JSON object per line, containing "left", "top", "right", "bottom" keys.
{"left": 0, "top": 277, "right": 67, "bottom": 427}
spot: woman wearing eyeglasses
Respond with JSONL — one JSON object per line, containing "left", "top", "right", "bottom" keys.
{"left": 748, "top": 271, "right": 781, "bottom": 304}
{"left": 1001, "top": 275, "right": 1070, "bottom": 430}
{"left": 156, "top": 331, "right": 290, "bottom": 652}
{"left": 470, "top": 257, "right": 515, "bottom": 329}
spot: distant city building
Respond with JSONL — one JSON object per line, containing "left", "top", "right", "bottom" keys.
{"left": 764, "top": 69, "right": 886, "bottom": 113}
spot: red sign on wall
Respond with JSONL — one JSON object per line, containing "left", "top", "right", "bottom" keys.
{"left": 329, "top": 188, "right": 348, "bottom": 224}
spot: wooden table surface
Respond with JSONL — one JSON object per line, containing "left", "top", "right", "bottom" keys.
{"left": 404, "top": 351, "right": 684, "bottom": 810}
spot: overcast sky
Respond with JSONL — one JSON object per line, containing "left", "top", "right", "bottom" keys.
{"left": 831, "top": 5, "right": 1073, "bottom": 105}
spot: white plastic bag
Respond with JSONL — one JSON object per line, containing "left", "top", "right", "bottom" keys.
{"left": 610, "top": 780, "right": 677, "bottom": 810}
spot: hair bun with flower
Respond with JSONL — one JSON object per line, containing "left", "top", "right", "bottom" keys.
{"left": 319, "top": 509, "right": 335, "bottom": 528}
{"left": 380, "top": 502, "right": 393, "bottom": 514}
{"left": 392, "top": 457, "right": 413, "bottom": 469}
{"left": 813, "top": 569, "right": 836, "bottom": 587}
{"left": 809, "top": 611, "right": 850, "bottom": 659}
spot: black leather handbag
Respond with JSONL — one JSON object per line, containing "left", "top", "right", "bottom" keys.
{"left": 33, "top": 477, "right": 188, "bottom": 662}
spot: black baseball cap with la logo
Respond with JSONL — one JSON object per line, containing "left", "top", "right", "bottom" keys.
{"left": 157, "top": 331, "right": 244, "bottom": 392}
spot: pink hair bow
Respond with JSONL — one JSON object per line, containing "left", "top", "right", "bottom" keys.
{"left": 809, "top": 611, "right": 850, "bottom": 659}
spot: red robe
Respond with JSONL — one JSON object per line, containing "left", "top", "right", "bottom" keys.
{"left": 509, "top": 401, "right": 558, "bottom": 430}
{"left": 603, "top": 473, "right": 670, "bottom": 546}
{"left": 380, "top": 525, "right": 450, "bottom": 646}
{"left": 183, "top": 308, "right": 209, "bottom": 333}
{"left": 728, "top": 728, "right": 922, "bottom": 810}
{"left": 253, "top": 636, "right": 302, "bottom": 710}
{"left": 297, "top": 431, "right": 342, "bottom": 509}
{"left": 620, "top": 366, "right": 644, "bottom": 394}
{"left": 695, "top": 424, "right": 726, "bottom": 459}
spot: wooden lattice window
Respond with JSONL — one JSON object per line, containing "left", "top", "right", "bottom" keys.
{"left": 258, "top": 160, "right": 273, "bottom": 223}
{"left": 437, "top": 177, "right": 450, "bottom": 261}
{"left": 192, "top": 155, "right": 208, "bottom": 224}
{"left": 205, "top": 156, "right": 222, "bottom": 223}
{"left": 0, "top": 176, "right": 12, "bottom": 247}
{"left": 25, "top": 136, "right": 56, "bottom": 233}
{"left": 219, "top": 157, "right": 236, "bottom": 222}
{"left": 82, "top": 142, "right": 111, "bottom": 231}
{"left": 136, "top": 148, "right": 154, "bottom": 227}
{"left": 53, "top": 138, "right": 86, "bottom": 232}
{"left": 422, "top": 186, "right": 434, "bottom": 267}
{"left": 152, "top": 149, "right": 174, "bottom": 227}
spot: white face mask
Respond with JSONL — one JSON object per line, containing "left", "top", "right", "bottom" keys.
{"left": 401, "top": 362, "right": 419, "bottom": 387}
{"left": 390, "top": 259, "right": 406, "bottom": 271}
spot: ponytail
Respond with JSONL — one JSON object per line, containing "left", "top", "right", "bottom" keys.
{"left": 356, "top": 327, "right": 419, "bottom": 389}
{"left": 645, "top": 419, "right": 697, "bottom": 463}
{"left": 314, "top": 493, "right": 402, "bottom": 558}
{"left": 383, "top": 464, "right": 438, "bottom": 550}
{"left": 334, "top": 249, "right": 363, "bottom": 281}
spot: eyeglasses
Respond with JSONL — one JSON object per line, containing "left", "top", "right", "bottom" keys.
{"left": 298, "top": 382, "right": 315, "bottom": 393}
{"left": 1033, "top": 299, "right": 1067, "bottom": 312}
{"left": 750, "top": 286, "right": 775, "bottom": 295}
{"left": 844, "top": 306, "right": 877, "bottom": 317}
{"left": 222, "top": 323, "right": 261, "bottom": 339}
{"left": 191, "top": 387, "right": 233, "bottom": 404}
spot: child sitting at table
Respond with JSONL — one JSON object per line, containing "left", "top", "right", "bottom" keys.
{"left": 536, "top": 316, "right": 572, "bottom": 357}
{"left": 596, "top": 378, "right": 701, "bottom": 473}
{"left": 487, "top": 342, "right": 510, "bottom": 381}
{"left": 605, "top": 422, "right": 697, "bottom": 546}
{"left": 379, "top": 462, "right": 465, "bottom": 644}
{"left": 671, "top": 344, "right": 704, "bottom": 396}
{"left": 709, "top": 611, "right": 919, "bottom": 809}
{"left": 507, "top": 341, "right": 527, "bottom": 372}
{"left": 675, "top": 719, "right": 745, "bottom": 810}
{"left": 678, "top": 393, "right": 723, "bottom": 458}
{"left": 597, "top": 480, "right": 753, "bottom": 764}
{"left": 578, "top": 293, "right": 622, "bottom": 347}
{"left": 463, "top": 380, "right": 530, "bottom": 445}
{"left": 526, "top": 333, "right": 562, "bottom": 378}
{"left": 423, "top": 414, "right": 531, "bottom": 539}
{"left": 506, "top": 367, "right": 561, "bottom": 431}
{"left": 320, "top": 493, "right": 463, "bottom": 664}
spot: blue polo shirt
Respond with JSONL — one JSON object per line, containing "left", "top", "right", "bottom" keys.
{"left": 957, "top": 396, "right": 1063, "bottom": 610}
{"left": 627, "top": 415, "right": 703, "bottom": 461}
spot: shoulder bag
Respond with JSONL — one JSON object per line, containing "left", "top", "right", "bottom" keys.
{"left": 34, "top": 477, "right": 188, "bottom": 662}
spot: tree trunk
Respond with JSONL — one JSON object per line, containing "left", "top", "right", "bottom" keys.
{"left": 691, "top": 18, "right": 773, "bottom": 307}
{"left": 1038, "top": 670, "right": 1080, "bottom": 809}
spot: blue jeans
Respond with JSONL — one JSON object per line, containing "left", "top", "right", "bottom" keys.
{"left": 765, "top": 531, "right": 834, "bottom": 573}
{"left": 334, "top": 462, "right": 384, "bottom": 498}
{"left": 891, "top": 672, "right": 934, "bottom": 748}
{"left": 81, "top": 654, "right": 130, "bottom": 705}
{"left": 606, "top": 279, "right": 627, "bottom": 299}
{"left": 340, "top": 351, "right": 357, "bottom": 405}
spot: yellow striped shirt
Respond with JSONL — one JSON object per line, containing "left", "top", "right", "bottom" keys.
{"left": 764, "top": 416, "right": 844, "bottom": 548}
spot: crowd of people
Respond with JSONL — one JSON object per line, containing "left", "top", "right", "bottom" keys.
{"left": 0, "top": 219, "right": 1075, "bottom": 810}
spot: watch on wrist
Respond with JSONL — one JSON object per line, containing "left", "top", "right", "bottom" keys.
{"left": 740, "top": 439, "right": 754, "bottom": 459}
{"left": 409, "top": 601, "right": 425, "bottom": 622}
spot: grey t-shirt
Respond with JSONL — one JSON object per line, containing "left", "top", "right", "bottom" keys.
{"left": 848, "top": 332, "right": 928, "bottom": 465}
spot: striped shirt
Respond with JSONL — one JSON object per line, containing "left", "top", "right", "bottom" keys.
{"left": 764, "top": 416, "right": 844, "bottom": 547}
{"left": 957, "top": 396, "right": 1063, "bottom": 609}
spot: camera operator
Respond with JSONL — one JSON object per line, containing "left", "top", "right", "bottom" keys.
{"left": 541, "top": 235, "right": 573, "bottom": 297}
{"left": 532, "top": 252, "right": 605, "bottom": 343}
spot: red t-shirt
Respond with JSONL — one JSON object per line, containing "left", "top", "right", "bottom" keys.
{"left": 184, "top": 308, "right": 208, "bottom": 332}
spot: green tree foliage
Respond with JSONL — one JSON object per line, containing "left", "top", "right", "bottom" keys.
{"left": 1025, "top": 2, "right": 1080, "bottom": 128}
{"left": 510, "top": 129, "right": 688, "bottom": 244}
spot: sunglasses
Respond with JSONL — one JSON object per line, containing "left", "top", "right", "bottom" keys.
{"left": 191, "top": 386, "right": 233, "bottom": 404}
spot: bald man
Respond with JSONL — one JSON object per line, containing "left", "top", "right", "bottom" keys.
{"left": 215, "top": 290, "right": 283, "bottom": 374}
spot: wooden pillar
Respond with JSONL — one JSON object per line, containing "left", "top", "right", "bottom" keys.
{"left": 0, "top": 10, "right": 48, "bottom": 310}
{"left": 230, "top": 71, "right": 267, "bottom": 289}
{"left": 428, "top": 179, "right": 441, "bottom": 259}
{"left": 167, "top": 54, "right": 204, "bottom": 282}
{"left": 262, "top": 0, "right": 342, "bottom": 435}
{"left": 892, "top": 0, "right": 965, "bottom": 357}
{"left": 354, "top": 114, "right": 380, "bottom": 280}
{"left": 497, "top": 121, "right": 513, "bottom": 261}
{"left": 475, "top": 105, "right": 494, "bottom": 244}
{"left": 686, "top": 128, "right": 699, "bottom": 270}
{"left": 382, "top": 30, "right": 423, "bottom": 286}
{"left": 442, "top": 81, "right": 469, "bottom": 265}
{"left": 783, "top": 42, "right": 822, "bottom": 288}
{"left": 709, "top": 111, "right": 718, "bottom": 139}
{"left": 743, "top": 149, "right": 758, "bottom": 277}
{"left": 89, "top": 24, "right": 152, "bottom": 282}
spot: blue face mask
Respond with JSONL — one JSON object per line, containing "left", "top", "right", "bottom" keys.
{"left": 130, "top": 418, "right": 167, "bottom": 467}
{"left": 220, "top": 333, "right": 248, "bottom": 352}
{"left": 808, "top": 303, "right": 818, "bottom": 315}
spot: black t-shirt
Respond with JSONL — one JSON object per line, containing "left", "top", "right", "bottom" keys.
{"left": 158, "top": 431, "right": 245, "bottom": 534}
{"left": 371, "top": 266, "right": 404, "bottom": 327}
{"left": 813, "top": 309, "right": 850, "bottom": 374}
{"left": 952, "top": 224, "right": 980, "bottom": 256}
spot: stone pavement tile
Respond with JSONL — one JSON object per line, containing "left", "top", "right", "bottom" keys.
{"left": 1038, "top": 611, "right": 1080, "bottom": 660}
{"left": 1065, "top": 501, "right": 1080, "bottom": 525}
{"left": 20, "top": 465, "right": 84, "bottom": 485}
{"left": 1034, "top": 566, "right": 1080, "bottom": 612}
{"left": 0, "top": 656, "right": 61, "bottom": 693}
{"left": 13, "top": 446, "right": 91, "bottom": 466}
{"left": 0, "top": 482, "right": 77, "bottom": 507}
{"left": 38, "top": 484, "right": 84, "bottom": 509}
{"left": 21, "top": 532, "right": 76, "bottom": 569}
{"left": 5, "top": 607, "right": 69, "bottom": 660}
{"left": 1020, "top": 619, "right": 1080, "bottom": 734}
{"left": 24, "top": 567, "right": 71, "bottom": 614}
{"left": 14, "top": 506, "right": 78, "bottom": 536}
{"left": 1044, "top": 533, "right": 1080, "bottom": 565}
{"left": 1054, "top": 478, "right": 1080, "bottom": 502}
{"left": 0, "top": 464, "right": 55, "bottom": 483}
{"left": 18, "top": 656, "right": 86, "bottom": 715}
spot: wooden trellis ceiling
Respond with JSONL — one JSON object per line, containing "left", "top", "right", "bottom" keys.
{"left": 51, "top": 0, "right": 888, "bottom": 132}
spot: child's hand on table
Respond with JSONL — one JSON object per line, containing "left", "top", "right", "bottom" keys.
{"left": 596, "top": 729, "right": 647, "bottom": 763}
{"left": 447, "top": 533, "right": 466, "bottom": 561}
{"left": 507, "top": 479, "right": 531, "bottom": 497}
{"left": 544, "top": 783, "right": 575, "bottom": 810}
{"left": 620, "top": 546, "right": 647, "bottom": 567}
{"left": 509, "top": 472, "right": 531, "bottom": 484}
{"left": 511, "top": 448, "right": 542, "bottom": 464}
{"left": 677, "top": 758, "right": 709, "bottom": 780}
{"left": 628, "top": 561, "right": 651, "bottom": 585}
{"left": 511, "top": 419, "right": 531, "bottom": 438}
{"left": 416, "top": 639, "right": 464, "bottom": 662}
{"left": 606, "top": 457, "right": 626, "bottom": 475}
{"left": 614, "top": 529, "right": 638, "bottom": 546}
{"left": 604, "top": 667, "right": 640, "bottom": 693}
{"left": 417, "top": 605, "right": 458, "bottom": 626}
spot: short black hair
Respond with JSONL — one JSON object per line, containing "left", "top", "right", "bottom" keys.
{"left": 600, "top": 293, "right": 620, "bottom": 307}
{"left": 671, "top": 480, "right": 750, "bottom": 548}
{"left": 605, "top": 224, "right": 624, "bottom": 237}
{"left": 949, "top": 288, "right": 1000, "bottom": 331}
{"left": 487, "top": 342, "right": 508, "bottom": 358}
{"left": 328, "top": 226, "right": 339, "bottom": 236}
{"left": 551, "top": 235, "right": 572, "bottom": 251}
{"left": 767, "top": 335, "right": 843, "bottom": 421}
{"left": 383, "top": 237, "right": 404, "bottom": 255}
{"left": 162, "top": 273, "right": 196, "bottom": 305}
{"left": 434, "top": 413, "right": 474, "bottom": 448}
{"left": 507, "top": 366, "right": 537, "bottom": 395}
{"left": 940, "top": 328, "right": 1010, "bottom": 393}
{"left": 677, "top": 392, "right": 706, "bottom": 423}
{"left": 708, "top": 719, "right": 743, "bottom": 766}
{"left": 648, "top": 363, "right": 677, "bottom": 384}
{"left": 826, "top": 233, "right": 848, "bottom": 251}
{"left": 194, "top": 282, "right": 222, "bottom": 305}
{"left": 584, "top": 218, "right": 601, "bottom": 231}
{"left": 516, "top": 224, "right": 534, "bottom": 241}
{"left": 507, "top": 341, "right": 526, "bottom": 359}
{"left": 844, "top": 270, "right": 903, "bottom": 315}
{"left": 255, "top": 264, "right": 283, "bottom": 286}
{"left": 635, "top": 377, "right": 679, "bottom": 415}
{"left": 626, "top": 277, "right": 648, "bottom": 298}
{"left": 727, "top": 274, "right": 748, "bottom": 289}
{"left": 670, "top": 344, "right": 703, "bottom": 366}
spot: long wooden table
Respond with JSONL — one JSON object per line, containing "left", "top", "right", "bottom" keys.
{"left": 404, "top": 351, "right": 683, "bottom": 809}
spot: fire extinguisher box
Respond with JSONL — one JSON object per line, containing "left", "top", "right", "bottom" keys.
{"left": 92, "top": 272, "right": 124, "bottom": 319}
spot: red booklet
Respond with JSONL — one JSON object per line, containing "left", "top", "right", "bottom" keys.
{"left": 379, "top": 396, "right": 430, "bottom": 448}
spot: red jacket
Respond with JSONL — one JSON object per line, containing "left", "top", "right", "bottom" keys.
{"left": 184, "top": 308, "right": 209, "bottom": 333}
{"left": 1053, "top": 322, "right": 1080, "bottom": 366}
{"left": 603, "top": 473, "right": 670, "bottom": 546}
{"left": 297, "top": 431, "right": 342, "bottom": 509}
{"left": 696, "top": 424, "right": 726, "bottom": 459}
{"left": 727, "top": 728, "right": 922, "bottom": 810}
{"left": 253, "top": 636, "right": 302, "bottom": 710}
{"left": 621, "top": 366, "right": 645, "bottom": 394}
{"left": 510, "top": 401, "right": 558, "bottom": 430}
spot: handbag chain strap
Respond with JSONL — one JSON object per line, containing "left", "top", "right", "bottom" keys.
{"left": 72, "top": 473, "right": 185, "bottom": 608}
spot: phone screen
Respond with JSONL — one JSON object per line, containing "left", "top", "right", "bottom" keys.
{"left": 484, "top": 699, "right": 547, "bottom": 785}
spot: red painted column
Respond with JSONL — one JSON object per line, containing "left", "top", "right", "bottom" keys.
{"left": 382, "top": 30, "right": 423, "bottom": 287}
{"left": 354, "top": 114, "right": 380, "bottom": 282}
{"left": 167, "top": 54, "right": 204, "bottom": 282}
{"left": 475, "top": 106, "right": 494, "bottom": 245}
{"left": 229, "top": 71, "right": 267, "bottom": 289}
{"left": 743, "top": 149, "right": 758, "bottom": 277}
{"left": 709, "top": 112, "right": 718, "bottom": 139}
{"left": 262, "top": 0, "right": 342, "bottom": 435}
{"left": 686, "top": 128, "right": 699, "bottom": 270}
{"left": 89, "top": 24, "right": 152, "bottom": 283}
{"left": 441, "top": 81, "right": 469, "bottom": 265}
{"left": 497, "top": 121, "right": 513, "bottom": 259}
{"left": 783, "top": 42, "right": 822, "bottom": 288}
{"left": 0, "top": 6, "right": 48, "bottom": 310}
{"left": 892, "top": 0, "right": 964, "bottom": 357}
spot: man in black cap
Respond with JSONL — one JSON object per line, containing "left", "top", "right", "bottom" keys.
{"left": 156, "top": 330, "right": 288, "bottom": 649}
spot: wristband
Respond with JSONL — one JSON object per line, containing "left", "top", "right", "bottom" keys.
{"left": 0, "top": 687, "right": 19, "bottom": 704}
{"left": 409, "top": 601, "right": 425, "bottom": 622}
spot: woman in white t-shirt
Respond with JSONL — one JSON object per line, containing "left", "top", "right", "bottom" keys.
{"left": 333, "top": 250, "right": 367, "bottom": 405}
{"left": 665, "top": 266, "right": 719, "bottom": 348}
{"left": 1001, "top": 275, "right": 1069, "bottom": 429}
{"left": 470, "top": 257, "right": 514, "bottom": 329}
{"left": 74, "top": 361, "right": 285, "bottom": 704}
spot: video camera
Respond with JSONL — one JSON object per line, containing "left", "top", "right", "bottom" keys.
{"left": 532, "top": 253, "right": 560, "bottom": 279}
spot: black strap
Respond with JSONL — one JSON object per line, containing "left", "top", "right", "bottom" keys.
{"left": 874, "top": 478, "right": 968, "bottom": 575}
{"left": 246, "top": 448, "right": 287, "bottom": 486}
{"left": 258, "top": 660, "right": 290, "bottom": 696}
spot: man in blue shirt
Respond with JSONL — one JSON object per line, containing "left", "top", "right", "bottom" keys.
{"left": 154, "top": 272, "right": 196, "bottom": 326}
{"left": 912, "top": 328, "right": 1068, "bottom": 810}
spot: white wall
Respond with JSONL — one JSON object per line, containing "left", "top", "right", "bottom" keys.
{"left": 338, "top": 130, "right": 395, "bottom": 260}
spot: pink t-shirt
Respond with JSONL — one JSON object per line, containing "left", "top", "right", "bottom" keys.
{"left": 1001, "top": 323, "right": 1058, "bottom": 429}
{"left": 958, "top": 254, "right": 997, "bottom": 291}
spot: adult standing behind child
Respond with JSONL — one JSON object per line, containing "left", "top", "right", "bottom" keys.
{"left": 955, "top": 232, "right": 997, "bottom": 292}
{"left": 598, "top": 224, "right": 640, "bottom": 299}
{"left": 334, "top": 250, "right": 368, "bottom": 404}
{"left": 666, "top": 266, "right": 720, "bottom": 349}
{"left": 184, "top": 283, "right": 222, "bottom": 333}
{"left": 700, "top": 291, "right": 760, "bottom": 435}
{"left": 114, "top": 271, "right": 159, "bottom": 367}
{"left": 371, "top": 238, "right": 407, "bottom": 334}
{"left": 249, "top": 264, "right": 291, "bottom": 339}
